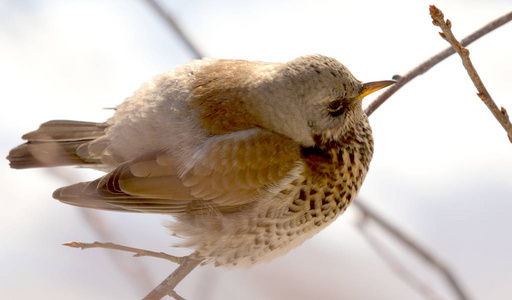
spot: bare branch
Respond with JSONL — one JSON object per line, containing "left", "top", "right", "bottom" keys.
{"left": 144, "top": 0, "right": 204, "bottom": 59}
{"left": 142, "top": 252, "right": 203, "bottom": 300}
{"left": 365, "top": 9, "right": 512, "bottom": 117}
{"left": 356, "top": 214, "right": 444, "bottom": 300}
{"left": 353, "top": 200, "right": 470, "bottom": 300}
{"left": 63, "top": 241, "right": 203, "bottom": 299}
{"left": 63, "top": 241, "right": 183, "bottom": 264}
{"left": 429, "top": 5, "right": 512, "bottom": 143}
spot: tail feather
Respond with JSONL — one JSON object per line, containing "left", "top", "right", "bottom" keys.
{"left": 22, "top": 120, "right": 107, "bottom": 141}
{"left": 7, "top": 120, "right": 108, "bottom": 169}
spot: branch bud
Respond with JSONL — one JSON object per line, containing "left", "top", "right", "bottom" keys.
{"left": 501, "top": 107, "right": 509, "bottom": 118}
{"left": 429, "top": 5, "right": 444, "bottom": 21}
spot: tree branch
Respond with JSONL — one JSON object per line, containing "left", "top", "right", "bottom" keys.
{"left": 353, "top": 200, "right": 470, "bottom": 300}
{"left": 355, "top": 211, "right": 444, "bottom": 300}
{"left": 142, "top": 252, "right": 202, "bottom": 300}
{"left": 63, "top": 241, "right": 203, "bottom": 300}
{"left": 365, "top": 9, "right": 512, "bottom": 117}
{"left": 63, "top": 241, "right": 183, "bottom": 264}
{"left": 429, "top": 5, "right": 512, "bottom": 143}
{"left": 144, "top": 0, "right": 204, "bottom": 59}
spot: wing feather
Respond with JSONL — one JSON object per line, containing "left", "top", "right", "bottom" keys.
{"left": 54, "top": 129, "right": 300, "bottom": 214}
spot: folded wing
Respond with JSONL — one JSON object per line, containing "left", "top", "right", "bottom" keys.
{"left": 53, "top": 129, "right": 301, "bottom": 215}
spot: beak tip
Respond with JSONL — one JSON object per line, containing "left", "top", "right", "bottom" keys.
{"left": 358, "top": 80, "right": 396, "bottom": 99}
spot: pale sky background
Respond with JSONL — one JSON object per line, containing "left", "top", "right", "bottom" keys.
{"left": 1, "top": 0, "right": 511, "bottom": 299}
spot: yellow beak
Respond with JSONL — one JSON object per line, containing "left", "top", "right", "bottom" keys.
{"left": 357, "top": 80, "right": 396, "bottom": 100}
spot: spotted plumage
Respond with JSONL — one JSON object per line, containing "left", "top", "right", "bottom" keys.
{"left": 7, "top": 55, "right": 394, "bottom": 267}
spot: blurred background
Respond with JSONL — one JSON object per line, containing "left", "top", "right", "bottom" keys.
{"left": 1, "top": 0, "right": 511, "bottom": 299}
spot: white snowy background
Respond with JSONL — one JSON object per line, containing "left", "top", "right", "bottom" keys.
{"left": 1, "top": 0, "right": 511, "bottom": 299}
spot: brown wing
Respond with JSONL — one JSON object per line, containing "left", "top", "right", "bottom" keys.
{"left": 53, "top": 129, "right": 301, "bottom": 215}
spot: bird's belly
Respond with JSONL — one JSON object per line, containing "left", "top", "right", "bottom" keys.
{"left": 174, "top": 167, "right": 363, "bottom": 268}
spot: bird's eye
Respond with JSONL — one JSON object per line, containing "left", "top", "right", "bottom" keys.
{"left": 327, "top": 99, "right": 345, "bottom": 117}
{"left": 328, "top": 100, "right": 342, "bottom": 111}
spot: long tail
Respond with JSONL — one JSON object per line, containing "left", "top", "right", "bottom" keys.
{"left": 7, "top": 120, "right": 108, "bottom": 169}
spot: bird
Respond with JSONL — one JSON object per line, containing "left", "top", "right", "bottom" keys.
{"left": 7, "top": 54, "right": 394, "bottom": 267}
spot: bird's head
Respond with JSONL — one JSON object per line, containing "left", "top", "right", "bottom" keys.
{"left": 190, "top": 55, "right": 394, "bottom": 147}
{"left": 252, "top": 55, "right": 395, "bottom": 147}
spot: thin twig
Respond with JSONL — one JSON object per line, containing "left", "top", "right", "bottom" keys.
{"left": 144, "top": 0, "right": 204, "bottom": 59}
{"left": 429, "top": 5, "right": 512, "bottom": 143}
{"left": 365, "top": 9, "right": 512, "bottom": 117}
{"left": 142, "top": 251, "right": 203, "bottom": 300}
{"left": 356, "top": 214, "right": 444, "bottom": 300}
{"left": 63, "top": 241, "right": 183, "bottom": 264}
{"left": 64, "top": 241, "right": 203, "bottom": 300}
{"left": 353, "top": 200, "right": 470, "bottom": 300}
